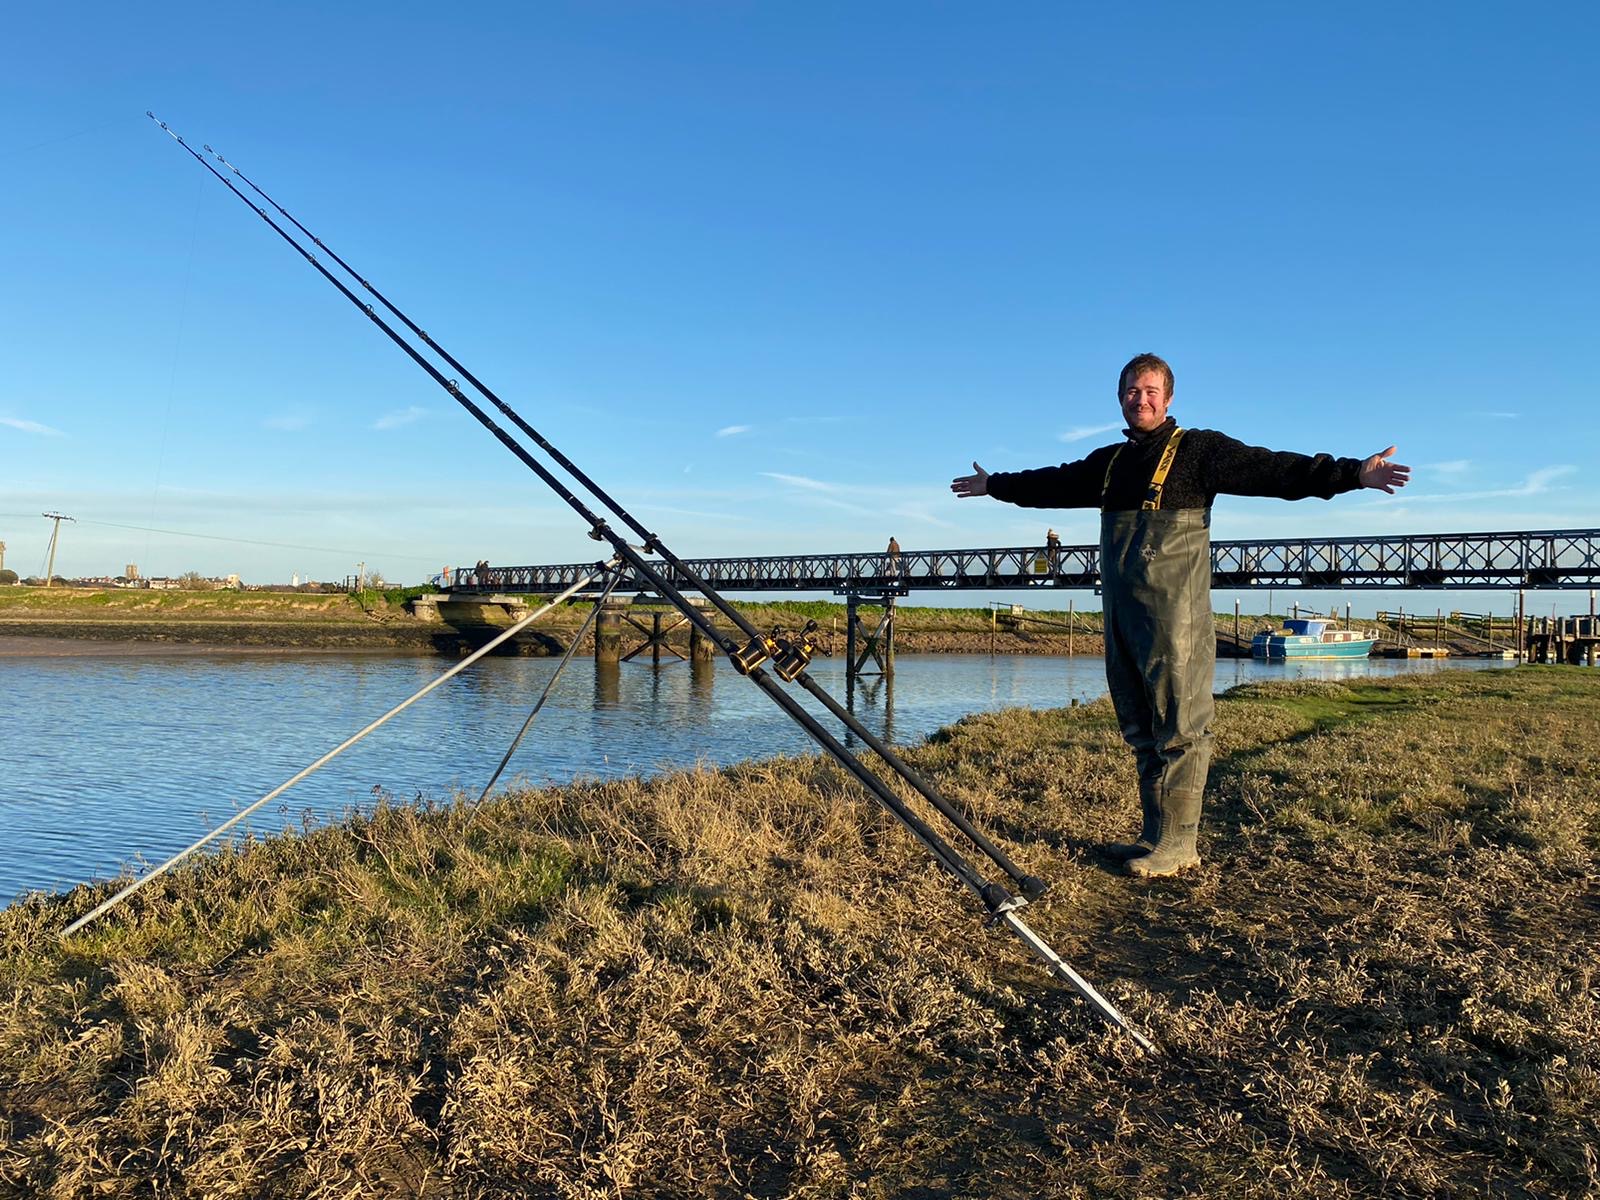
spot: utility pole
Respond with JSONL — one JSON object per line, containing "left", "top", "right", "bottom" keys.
{"left": 41, "top": 512, "right": 75, "bottom": 587}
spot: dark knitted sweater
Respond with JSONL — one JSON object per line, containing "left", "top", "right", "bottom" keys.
{"left": 986, "top": 418, "right": 1365, "bottom": 512}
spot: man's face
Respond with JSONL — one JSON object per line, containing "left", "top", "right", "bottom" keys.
{"left": 1120, "top": 369, "right": 1171, "bottom": 433}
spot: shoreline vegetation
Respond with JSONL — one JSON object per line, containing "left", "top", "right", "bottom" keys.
{"left": 0, "top": 585, "right": 1114, "bottom": 656}
{"left": 3, "top": 667, "right": 1596, "bottom": 1196}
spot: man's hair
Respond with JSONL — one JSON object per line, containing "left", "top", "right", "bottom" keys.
{"left": 1118, "top": 353, "right": 1174, "bottom": 399}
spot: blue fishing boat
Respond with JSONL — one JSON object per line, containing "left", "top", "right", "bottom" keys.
{"left": 1251, "top": 618, "right": 1376, "bottom": 660}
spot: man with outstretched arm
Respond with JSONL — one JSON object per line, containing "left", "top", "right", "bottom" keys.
{"left": 951, "top": 353, "right": 1409, "bottom": 877}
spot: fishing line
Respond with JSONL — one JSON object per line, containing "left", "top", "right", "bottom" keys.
{"left": 60, "top": 563, "right": 615, "bottom": 938}
{"left": 474, "top": 568, "right": 622, "bottom": 808}
{"left": 2, "top": 116, "right": 122, "bottom": 160}
{"left": 201, "top": 133, "right": 1044, "bottom": 900}
{"left": 144, "top": 115, "right": 1153, "bottom": 1051}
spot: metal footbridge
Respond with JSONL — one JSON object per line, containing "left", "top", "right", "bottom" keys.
{"left": 448, "top": 527, "right": 1600, "bottom": 594}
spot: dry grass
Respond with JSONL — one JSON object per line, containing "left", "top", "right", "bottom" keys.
{"left": 2, "top": 667, "right": 1596, "bottom": 1197}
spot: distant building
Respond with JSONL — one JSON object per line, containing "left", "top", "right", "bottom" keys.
{"left": 125, "top": 563, "right": 139, "bottom": 580}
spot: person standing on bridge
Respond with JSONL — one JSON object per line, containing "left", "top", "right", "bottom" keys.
{"left": 950, "top": 353, "right": 1409, "bottom": 877}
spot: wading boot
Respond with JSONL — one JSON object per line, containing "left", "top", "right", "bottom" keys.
{"left": 1103, "top": 779, "right": 1160, "bottom": 862}
{"left": 1126, "top": 789, "right": 1203, "bottom": 878}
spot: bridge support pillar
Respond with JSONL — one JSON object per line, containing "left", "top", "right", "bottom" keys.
{"left": 595, "top": 601, "right": 623, "bottom": 665}
{"left": 689, "top": 614, "right": 717, "bottom": 664}
{"left": 845, "top": 591, "right": 897, "bottom": 681}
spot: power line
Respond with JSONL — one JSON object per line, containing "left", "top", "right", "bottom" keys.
{"left": 0, "top": 513, "right": 441, "bottom": 563}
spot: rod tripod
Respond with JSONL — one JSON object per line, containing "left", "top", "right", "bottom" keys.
{"left": 146, "top": 114, "right": 1154, "bottom": 1053}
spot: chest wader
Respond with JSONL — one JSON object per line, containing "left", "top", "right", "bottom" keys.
{"left": 1097, "top": 429, "right": 1214, "bottom": 877}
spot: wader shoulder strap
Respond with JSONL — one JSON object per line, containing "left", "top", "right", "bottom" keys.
{"left": 1100, "top": 427, "right": 1186, "bottom": 512}
{"left": 1143, "top": 427, "right": 1185, "bottom": 510}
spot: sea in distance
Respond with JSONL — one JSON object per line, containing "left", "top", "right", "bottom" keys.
{"left": 1, "top": 649, "right": 1515, "bottom": 904}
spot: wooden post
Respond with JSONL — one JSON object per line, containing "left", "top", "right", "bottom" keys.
{"left": 1517, "top": 589, "right": 1525, "bottom": 662}
{"left": 1435, "top": 607, "right": 1442, "bottom": 652}
{"left": 990, "top": 605, "right": 996, "bottom": 656}
{"left": 595, "top": 602, "right": 622, "bottom": 665}
{"left": 1069, "top": 598, "right": 1075, "bottom": 657}
{"left": 1234, "top": 598, "right": 1240, "bottom": 650}
{"left": 884, "top": 593, "right": 896, "bottom": 675}
{"left": 689, "top": 615, "right": 716, "bottom": 663}
{"left": 847, "top": 593, "right": 859, "bottom": 680}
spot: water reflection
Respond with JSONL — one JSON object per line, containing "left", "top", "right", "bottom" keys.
{"left": 1, "top": 651, "right": 1511, "bottom": 903}
{"left": 845, "top": 672, "right": 896, "bottom": 747}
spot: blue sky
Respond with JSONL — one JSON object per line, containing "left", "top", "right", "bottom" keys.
{"left": 2, "top": 3, "right": 1595, "bottom": 610}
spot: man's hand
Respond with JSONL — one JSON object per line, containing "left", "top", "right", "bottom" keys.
{"left": 1359, "top": 446, "right": 1410, "bottom": 494}
{"left": 951, "top": 461, "right": 990, "bottom": 499}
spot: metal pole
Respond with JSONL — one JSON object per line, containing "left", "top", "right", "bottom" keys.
{"left": 1068, "top": 598, "right": 1074, "bottom": 657}
{"left": 41, "top": 512, "right": 74, "bottom": 586}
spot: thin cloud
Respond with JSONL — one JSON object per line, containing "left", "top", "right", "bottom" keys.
{"left": 715, "top": 424, "right": 753, "bottom": 438}
{"left": 803, "top": 494, "right": 880, "bottom": 518}
{"left": 1468, "top": 411, "right": 1520, "bottom": 420}
{"left": 1425, "top": 459, "right": 1471, "bottom": 475}
{"left": 1, "top": 416, "right": 64, "bottom": 436}
{"left": 761, "top": 471, "right": 837, "bottom": 492}
{"left": 373, "top": 406, "right": 427, "bottom": 430}
{"left": 1058, "top": 422, "right": 1121, "bottom": 443}
{"left": 888, "top": 503, "right": 957, "bottom": 530}
{"left": 646, "top": 504, "right": 751, "bottom": 522}
{"left": 262, "top": 413, "right": 312, "bottom": 432}
{"left": 1375, "top": 465, "right": 1576, "bottom": 504}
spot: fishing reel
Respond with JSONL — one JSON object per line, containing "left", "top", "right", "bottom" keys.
{"left": 772, "top": 620, "right": 824, "bottom": 681}
{"left": 731, "top": 631, "right": 780, "bottom": 675}
{"left": 731, "top": 620, "right": 827, "bottom": 680}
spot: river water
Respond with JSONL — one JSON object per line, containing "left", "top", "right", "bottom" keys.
{"left": 1, "top": 649, "right": 1513, "bottom": 903}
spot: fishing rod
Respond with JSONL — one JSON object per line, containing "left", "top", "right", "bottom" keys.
{"left": 200, "top": 131, "right": 1046, "bottom": 904}
{"left": 147, "top": 115, "right": 1151, "bottom": 1050}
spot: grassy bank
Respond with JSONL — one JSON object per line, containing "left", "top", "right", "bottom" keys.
{"left": 0, "top": 587, "right": 1110, "bottom": 655}
{"left": 3, "top": 667, "right": 1595, "bottom": 1196}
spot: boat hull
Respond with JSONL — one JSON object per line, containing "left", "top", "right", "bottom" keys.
{"left": 1252, "top": 638, "right": 1376, "bottom": 660}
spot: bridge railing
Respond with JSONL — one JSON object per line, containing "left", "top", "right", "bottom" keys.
{"left": 444, "top": 528, "right": 1600, "bottom": 594}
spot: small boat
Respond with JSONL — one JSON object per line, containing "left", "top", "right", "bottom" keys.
{"left": 1251, "top": 618, "right": 1376, "bottom": 660}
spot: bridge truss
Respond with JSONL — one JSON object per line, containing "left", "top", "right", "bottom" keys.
{"left": 451, "top": 528, "right": 1600, "bottom": 595}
